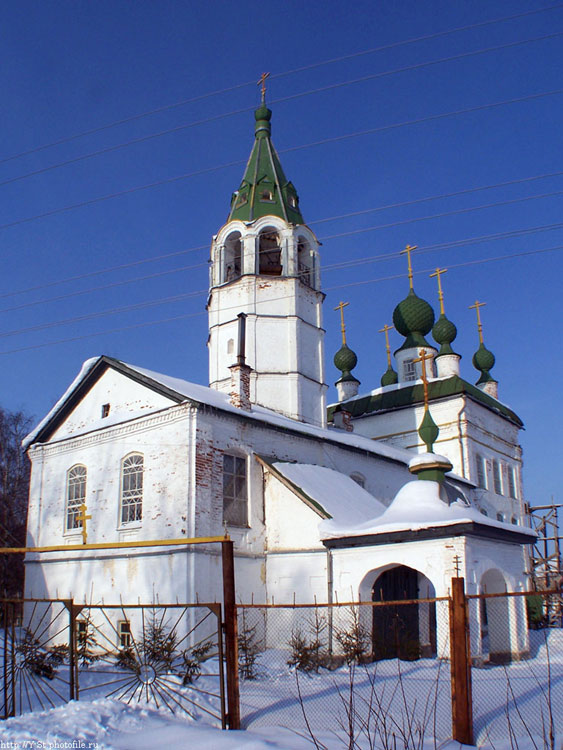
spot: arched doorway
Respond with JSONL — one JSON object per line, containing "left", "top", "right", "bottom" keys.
{"left": 372, "top": 565, "right": 436, "bottom": 661}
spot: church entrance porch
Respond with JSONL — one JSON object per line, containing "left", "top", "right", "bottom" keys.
{"left": 371, "top": 565, "right": 437, "bottom": 661}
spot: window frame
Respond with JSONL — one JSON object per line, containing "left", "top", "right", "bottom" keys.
{"left": 223, "top": 453, "right": 248, "bottom": 527}
{"left": 492, "top": 459, "right": 502, "bottom": 495}
{"left": 403, "top": 358, "right": 416, "bottom": 382}
{"left": 475, "top": 454, "right": 488, "bottom": 490}
{"left": 506, "top": 464, "right": 517, "bottom": 499}
{"left": 119, "top": 453, "right": 144, "bottom": 526}
{"left": 65, "top": 464, "right": 87, "bottom": 532}
{"left": 118, "top": 620, "right": 132, "bottom": 648}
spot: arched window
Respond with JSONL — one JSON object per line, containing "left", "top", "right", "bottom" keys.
{"left": 496, "top": 512, "right": 504, "bottom": 522}
{"left": 507, "top": 465, "right": 517, "bottom": 499}
{"left": 297, "top": 238, "right": 314, "bottom": 288}
{"left": 350, "top": 473, "right": 366, "bottom": 488}
{"left": 121, "top": 454, "right": 143, "bottom": 524}
{"left": 66, "top": 465, "right": 86, "bottom": 531}
{"left": 511, "top": 515, "right": 518, "bottom": 525}
{"left": 223, "top": 232, "right": 242, "bottom": 282}
{"left": 258, "top": 229, "right": 282, "bottom": 276}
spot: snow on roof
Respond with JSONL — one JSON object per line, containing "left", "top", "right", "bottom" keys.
{"left": 320, "top": 479, "right": 536, "bottom": 540}
{"left": 272, "top": 462, "right": 387, "bottom": 525}
{"left": 23, "top": 356, "right": 419, "bottom": 469}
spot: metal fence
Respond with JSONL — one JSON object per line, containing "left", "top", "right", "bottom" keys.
{"left": 1, "top": 598, "right": 226, "bottom": 727}
{"left": 467, "top": 589, "right": 563, "bottom": 746}
{"left": 236, "top": 585, "right": 563, "bottom": 747}
{"left": 236, "top": 598, "right": 454, "bottom": 745}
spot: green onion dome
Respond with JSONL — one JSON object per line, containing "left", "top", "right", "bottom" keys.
{"left": 418, "top": 408, "right": 439, "bottom": 453}
{"left": 472, "top": 342, "right": 496, "bottom": 384}
{"left": 393, "top": 289, "right": 435, "bottom": 352}
{"left": 432, "top": 313, "right": 458, "bottom": 356}
{"left": 334, "top": 344, "right": 359, "bottom": 383}
{"left": 381, "top": 366, "right": 399, "bottom": 387}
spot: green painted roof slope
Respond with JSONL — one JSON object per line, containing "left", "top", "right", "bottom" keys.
{"left": 228, "top": 104, "right": 304, "bottom": 224}
{"left": 327, "top": 375, "right": 523, "bottom": 427}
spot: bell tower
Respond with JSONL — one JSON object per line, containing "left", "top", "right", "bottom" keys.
{"left": 207, "top": 90, "right": 327, "bottom": 427}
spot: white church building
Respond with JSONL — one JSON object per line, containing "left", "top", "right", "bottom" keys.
{"left": 23, "top": 96, "right": 535, "bottom": 661}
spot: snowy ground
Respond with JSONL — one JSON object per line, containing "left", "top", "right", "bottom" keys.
{"left": 0, "top": 630, "right": 561, "bottom": 749}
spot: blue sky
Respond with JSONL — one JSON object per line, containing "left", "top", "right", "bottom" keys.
{"left": 1, "top": 0, "right": 562, "bottom": 504}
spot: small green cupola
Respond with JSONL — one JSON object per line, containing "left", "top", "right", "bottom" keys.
{"left": 408, "top": 349, "right": 453, "bottom": 483}
{"left": 334, "top": 301, "right": 360, "bottom": 402}
{"left": 469, "top": 300, "right": 499, "bottom": 397}
{"left": 429, "top": 267, "right": 462, "bottom": 378}
{"left": 228, "top": 91, "right": 304, "bottom": 225}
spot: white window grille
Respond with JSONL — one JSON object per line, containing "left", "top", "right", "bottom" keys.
{"left": 118, "top": 621, "right": 132, "bottom": 648}
{"left": 223, "top": 454, "right": 247, "bottom": 526}
{"left": 66, "top": 465, "right": 86, "bottom": 531}
{"left": 492, "top": 459, "right": 502, "bottom": 495}
{"left": 403, "top": 359, "right": 416, "bottom": 381}
{"left": 121, "top": 454, "right": 143, "bottom": 524}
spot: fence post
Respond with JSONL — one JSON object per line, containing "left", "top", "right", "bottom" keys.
{"left": 449, "top": 577, "right": 474, "bottom": 745}
{"left": 222, "top": 539, "right": 240, "bottom": 729}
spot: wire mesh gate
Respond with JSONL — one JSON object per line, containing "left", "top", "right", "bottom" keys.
{"left": 1, "top": 598, "right": 226, "bottom": 727}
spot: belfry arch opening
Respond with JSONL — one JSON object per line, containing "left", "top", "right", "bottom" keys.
{"left": 371, "top": 565, "right": 437, "bottom": 661}
{"left": 258, "top": 228, "right": 282, "bottom": 276}
{"left": 297, "top": 237, "right": 314, "bottom": 288}
{"left": 223, "top": 232, "right": 242, "bottom": 282}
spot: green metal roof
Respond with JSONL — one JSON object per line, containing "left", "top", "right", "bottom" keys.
{"left": 327, "top": 375, "right": 523, "bottom": 427}
{"left": 227, "top": 103, "right": 304, "bottom": 224}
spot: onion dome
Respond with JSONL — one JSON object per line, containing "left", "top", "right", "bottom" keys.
{"left": 418, "top": 408, "right": 439, "bottom": 453}
{"left": 432, "top": 313, "right": 458, "bottom": 356}
{"left": 393, "top": 289, "right": 435, "bottom": 352}
{"left": 381, "top": 366, "right": 398, "bottom": 387}
{"left": 334, "top": 343, "right": 359, "bottom": 383}
{"left": 472, "top": 342, "right": 496, "bottom": 384}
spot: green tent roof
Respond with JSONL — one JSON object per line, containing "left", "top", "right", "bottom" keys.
{"left": 228, "top": 103, "right": 304, "bottom": 224}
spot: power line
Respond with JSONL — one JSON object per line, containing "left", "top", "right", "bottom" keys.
{"left": 0, "top": 88, "right": 560, "bottom": 236}
{"left": 3, "top": 187, "right": 563, "bottom": 313}
{"left": 2, "top": 2, "right": 561, "bottom": 165}
{"left": 2, "top": 243, "right": 561, "bottom": 356}
{"left": 3, "top": 30, "right": 562, "bottom": 190}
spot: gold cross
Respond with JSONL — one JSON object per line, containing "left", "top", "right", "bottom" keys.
{"left": 469, "top": 300, "right": 486, "bottom": 344}
{"left": 412, "top": 349, "right": 431, "bottom": 409}
{"left": 378, "top": 324, "right": 394, "bottom": 368}
{"left": 257, "top": 72, "right": 270, "bottom": 102}
{"left": 400, "top": 244, "right": 417, "bottom": 289}
{"left": 334, "top": 301, "right": 350, "bottom": 346}
{"left": 430, "top": 267, "right": 448, "bottom": 315}
{"left": 78, "top": 503, "right": 92, "bottom": 546}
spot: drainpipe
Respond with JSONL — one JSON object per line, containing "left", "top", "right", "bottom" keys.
{"left": 457, "top": 403, "right": 468, "bottom": 479}
{"left": 326, "top": 548, "right": 334, "bottom": 654}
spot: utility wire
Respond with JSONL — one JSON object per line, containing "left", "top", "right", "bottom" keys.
{"left": 2, "top": 29, "right": 562, "bottom": 190}
{"left": 3, "top": 185, "right": 563, "bottom": 312}
{"left": 2, "top": 2, "right": 562, "bottom": 165}
{"left": 0, "top": 88, "right": 560, "bottom": 236}
{"left": 2, "top": 244, "right": 561, "bottom": 356}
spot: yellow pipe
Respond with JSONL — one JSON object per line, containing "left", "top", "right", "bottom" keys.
{"left": 0, "top": 535, "right": 229, "bottom": 554}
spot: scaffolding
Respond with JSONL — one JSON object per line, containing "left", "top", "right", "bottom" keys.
{"left": 529, "top": 500, "right": 562, "bottom": 626}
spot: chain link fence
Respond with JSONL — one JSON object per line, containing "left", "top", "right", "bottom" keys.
{"left": 468, "top": 589, "right": 563, "bottom": 746}
{"left": 236, "top": 599, "right": 453, "bottom": 745}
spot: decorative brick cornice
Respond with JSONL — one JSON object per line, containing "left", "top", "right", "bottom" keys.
{"left": 33, "top": 404, "right": 193, "bottom": 458}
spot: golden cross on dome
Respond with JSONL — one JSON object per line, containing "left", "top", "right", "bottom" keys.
{"left": 469, "top": 300, "right": 486, "bottom": 344}
{"left": 78, "top": 503, "right": 92, "bottom": 546}
{"left": 379, "top": 323, "right": 394, "bottom": 368}
{"left": 430, "top": 267, "right": 448, "bottom": 315}
{"left": 334, "top": 301, "right": 350, "bottom": 346}
{"left": 400, "top": 244, "right": 417, "bottom": 289}
{"left": 257, "top": 72, "right": 270, "bottom": 102}
{"left": 412, "top": 348, "right": 431, "bottom": 410}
